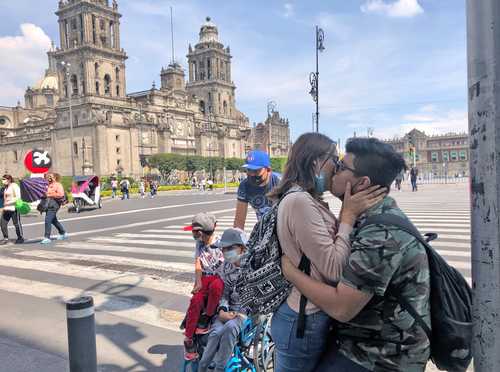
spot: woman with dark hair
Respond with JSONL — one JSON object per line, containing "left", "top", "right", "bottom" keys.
{"left": 269, "top": 133, "right": 385, "bottom": 372}
{"left": 41, "top": 173, "right": 68, "bottom": 244}
{"left": 0, "top": 174, "right": 24, "bottom": 244}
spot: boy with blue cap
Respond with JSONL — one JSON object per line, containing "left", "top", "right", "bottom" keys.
{"left": 234, "top": 150, "right": 280, "bottom": 229}
{"left": 198, "top": 227, "right": 248, "bottom": 372}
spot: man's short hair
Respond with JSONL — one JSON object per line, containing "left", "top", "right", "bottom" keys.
{"left": 345, "top": 137, "right": 408, "bottom": 187}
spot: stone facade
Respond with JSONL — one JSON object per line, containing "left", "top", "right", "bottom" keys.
{"left": 252, "top": 111, "right": 291, "bottom": 157}
{"left": 383, "top": 129, "right": 469, "bottom": 178}
{"left": 0, "top": 1, "right": 255, "bottom": 178}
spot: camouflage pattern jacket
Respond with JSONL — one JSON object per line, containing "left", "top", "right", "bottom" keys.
{"left": 336, "top": 196, "right": 431, "bottom": 372}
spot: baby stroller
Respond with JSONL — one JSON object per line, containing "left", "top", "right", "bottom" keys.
{"left": 181, "top": 315, "right": 274, "bottom": 372}
{"left": 71, "top": 175, "right": 102, "bottom": 213}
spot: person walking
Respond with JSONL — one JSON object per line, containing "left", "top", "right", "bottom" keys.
{"left": 0, "top": 174, "right": 24, "bottom": 244}
{"left": 410, "top": 166, "right": 418, "bottom": 192}
{"left": 120, "top": 178, "right": 130, "bottom": 200}
{"left": 395, "top": 169, "right": 404, "bottom": 191}
{"left": 139, "top": 179, "right": 145, "bottom": 198}
{"left": 111, "top": 178, "right": 118, "bottom": 198}
{"left": 233, "top": 150, "right": 281, "bottom": 229}
{"left": 41, "top": 173, "right": 68, "bottom": 244}
{"left": 267, "top": 133, "right": 385, "bottom": 372}
{"left": 282, "top": 138, "right": 430, "bottom": 372}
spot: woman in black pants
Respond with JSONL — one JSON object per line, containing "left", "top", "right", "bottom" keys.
{"left": 0, "top": 174, "right": 24, "bottom": 244}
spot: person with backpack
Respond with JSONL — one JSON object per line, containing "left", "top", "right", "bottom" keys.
{"left": 110, "top": 178, "right": 118, "bottom": 198}
{"left": 410, "top": 166, "right": 418, "bottom": 191}
{"left": 266, "top": 134, "right": 386, "bottom": 372}
{"left": 41, "top": 173, "right": 68, "bottom": 245}
{"left": 0, "top": 174, "right": 24, "bottom": 244}
{"left": 120, "top": 178, "right": 130, "bottom": 200}
{"left": 281, "top": 137, "right": 433, "bottom": 372}
{"left": 182, "top": 213, "right": 224, "bottom": 361}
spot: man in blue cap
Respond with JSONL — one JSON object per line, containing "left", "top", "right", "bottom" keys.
{"left": 233, "top": 149, "right": 280, "bottom": 229}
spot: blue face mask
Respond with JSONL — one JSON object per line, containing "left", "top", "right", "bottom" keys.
{"left": 314, "top": 172, "right": 326, "bottom": 194}
{"left": 223, "top": 249, "right": 242, "bottom": 264}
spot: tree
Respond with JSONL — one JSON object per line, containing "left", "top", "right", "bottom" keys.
{"left": 271, "top": 157, "right": 287, "bottom": 173}
{"left": 149, "top": 153, "right": 185, "bottom": 181}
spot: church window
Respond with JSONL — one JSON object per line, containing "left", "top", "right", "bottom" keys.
{"left": 71, "top": 18, "right": 77, "bottom": 30}
{"left": 64, "top": 20, "right": 70, "bottom": 48}
{"left": 26, "top": 96, "right": 33, "bottom": 109}
{"left": 47, "top": 95, "right": 54, "bottom": 106}
{"left": 116, "top": 85, "right": 120, "bottom": 96}
{"left": 115, "top": 67, "right": 120, "bottom": 82}
{"left": 116, "top": 147, "right": 121, "bottom": 155}
{"left": 208, "top": 92, "right": 212, "bottom": 102}
{"left": 100, "top": 19, "right": 105, "bottom": 30}
{"left": 79, "top": 14, "right": 84, "bottom": 42}
{"left": 92, "top": 16, "right": 97, "bottom": 44}
{"left": 110, "top": 21, "right": 115, "bottom": 48}
{"left": 223, "top": 101, "right": 227, "bottom": 115}
{"left": 73, "top": 114, "right": 79, "bottom": 126}
{"left": 13, "top": 151, "right": 18, "bottom": 162}
{"left": 64, "top": 84, "right": 68, "bottom": 98}
{"left": 106, "top": 111, "right": 111, "bottom": 121}
{"left": 73, "top": 142, "right": 78, "bottom": 156}
{"left": 115, "top": 135, "right": 120, "bottom": 142}
{"left": 117, "top": 159, "right": 121, "bottom": 166}
{"left": 199, "top": 100, "right": 205, "bottom": 114}
{"left": 101, "top": 35, "right": 107, "bottom": 47}
{"left": 95, "top": 81, "right": 100, "bottom": 95}
{"left": 94, "top": 63, "right": 99, "bottom": 78}
{"left": 104, "top": 74, "right": 111, "bottom": 95}
{"left": 207, "top": 58, "right": 211, "bottom": 79}
{"left": 71, "top": 75, "right": 78, "bottom": 96}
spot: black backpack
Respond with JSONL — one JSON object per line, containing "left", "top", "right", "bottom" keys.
{"left": 359, "top": 214, "right": 473, "bottom": 372}
{"left": 237, "top": 189, "right": 311, "bottom": 337}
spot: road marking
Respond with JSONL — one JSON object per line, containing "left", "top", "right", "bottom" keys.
{"left": 14, "top": 198, "right": 236, "bottom": 228}
{"left": 58, "top": 241, "right": 194, "bottom": 258}
{"left": 0, "top": 274, "right": 183, "bottom": 332}
{"left": 115, "top": 233, "right": 195, "bottom": 241}
{"left": 88, "top": 237, "right": 195, "bottom": 248}
{"left": 430, "top": 241, "right": 470, "bottom": 249}
{"left": 413, "top": 227, "right": 470, "bottom": 234}
{"left": 0, "top": 256, "right": 192, "bottom": 297}
{"left": 435, "top": 250, "right": 470, "bottom": 258}
{"left": 15, "top": 250, "right": 194, "bottom": 273}
{"left": 58, "top": 208, "right": 237, "bottom": 237}
{"left": 410, "top": 222, "right": 470, "bottom": 228}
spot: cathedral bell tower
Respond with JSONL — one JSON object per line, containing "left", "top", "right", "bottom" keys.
{"left": 51, "top": 0, "right": 127, "bottom": 101}
{"left": 186, "top": 17, "right": 235, "bottom": 118}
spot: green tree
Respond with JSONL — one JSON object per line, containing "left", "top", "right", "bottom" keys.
{"left": 271, "top": 157, "right": 287, "bottom": 173}
{"left": 149, "top": 153, "right": 185, "bottom": 181}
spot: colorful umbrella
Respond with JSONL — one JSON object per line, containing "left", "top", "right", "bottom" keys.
{"left": 20, "top": 177, "right": 48, "bottom": 202}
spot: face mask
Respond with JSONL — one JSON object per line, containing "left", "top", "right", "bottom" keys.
{"left": 314, "top": 172, "right": 326, "bottom": 194}
{"left": 248, "top": 173, "right": 265, "bottom": 186}
{"left": 223, "top": 249, "right": 242, "bottom": 264}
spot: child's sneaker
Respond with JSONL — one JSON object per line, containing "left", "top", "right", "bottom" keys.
{"left": 195, "top": 313, "right": 212, "bottom": 335}
{"left": 183, "top": 338, "right": 198, "bottom": 361}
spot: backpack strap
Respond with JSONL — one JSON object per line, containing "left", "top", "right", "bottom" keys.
{"left": 357, "top": 214, "right": 432, "bottom": 341}
{"left": 296, "top": 255, "right": 311, "bottom": 338}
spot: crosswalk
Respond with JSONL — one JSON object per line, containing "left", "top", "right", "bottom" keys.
{"left": 0, "top": 190, "right": 472, "bottom": 335}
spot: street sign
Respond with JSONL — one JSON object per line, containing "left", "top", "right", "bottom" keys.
{"left": 24, "top": 149, "right": 52, "bottom": 174}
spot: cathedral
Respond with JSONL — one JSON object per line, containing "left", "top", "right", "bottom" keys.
{"left": 0, "top": 0, "right": 281, "bottom": 178}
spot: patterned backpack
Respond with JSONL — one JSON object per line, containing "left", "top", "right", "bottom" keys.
{"left": 237, "top": 189, "right": 311, "bottom": 337}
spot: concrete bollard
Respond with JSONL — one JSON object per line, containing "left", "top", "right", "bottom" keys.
{"left": 66, "top": 296, "right": 97, "bottom": 372}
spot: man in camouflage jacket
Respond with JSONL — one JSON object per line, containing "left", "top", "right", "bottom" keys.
{"left": 281, "top": 137, "right": 431, "bottom": 372}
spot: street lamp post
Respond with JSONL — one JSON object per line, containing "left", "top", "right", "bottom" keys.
{"left": 309, "top": 26, "right": 325, "bottom": 133}
{"left": 61, "top": 61, "right": 76, "bottom": 176}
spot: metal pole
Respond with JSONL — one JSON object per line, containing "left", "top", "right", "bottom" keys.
{"left": 467, "top": 1, "right": 500, "bottom": 370}
{"left": 66, "top": 296, "right": 97, "bottom": 372}
{"left": 68, "top": 83, "right": 76, "bottom": 177}
{"left": 315, "top": 26, "right": 319, "bottom": 133}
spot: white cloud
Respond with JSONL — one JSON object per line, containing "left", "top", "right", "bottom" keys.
{"left": 283, "top": 3, "right": 295, "bottom": 18}
{"left": 361, "top": 0, "right": 424, "bottom": 18}
{"left": 0, "top": 23, "right": 52, "bottom": 106}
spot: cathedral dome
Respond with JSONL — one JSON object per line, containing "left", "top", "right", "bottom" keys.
{"left": 199, "top": 17, "right": 219, "bottom": 43}
{"left": 33, "top": 73, "right": 58, "bottom": 91}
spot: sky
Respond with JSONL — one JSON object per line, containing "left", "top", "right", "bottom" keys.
{"left": 0, "top": 0, "right": 468, "bottom": 145}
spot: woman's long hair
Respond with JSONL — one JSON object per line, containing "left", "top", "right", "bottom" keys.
{"left": 269, "top": 132, "right": 337, "bottom": 201}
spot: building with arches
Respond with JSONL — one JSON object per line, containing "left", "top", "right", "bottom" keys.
{"left": 0, "top": 0, "right": 258, "bottom": 177}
